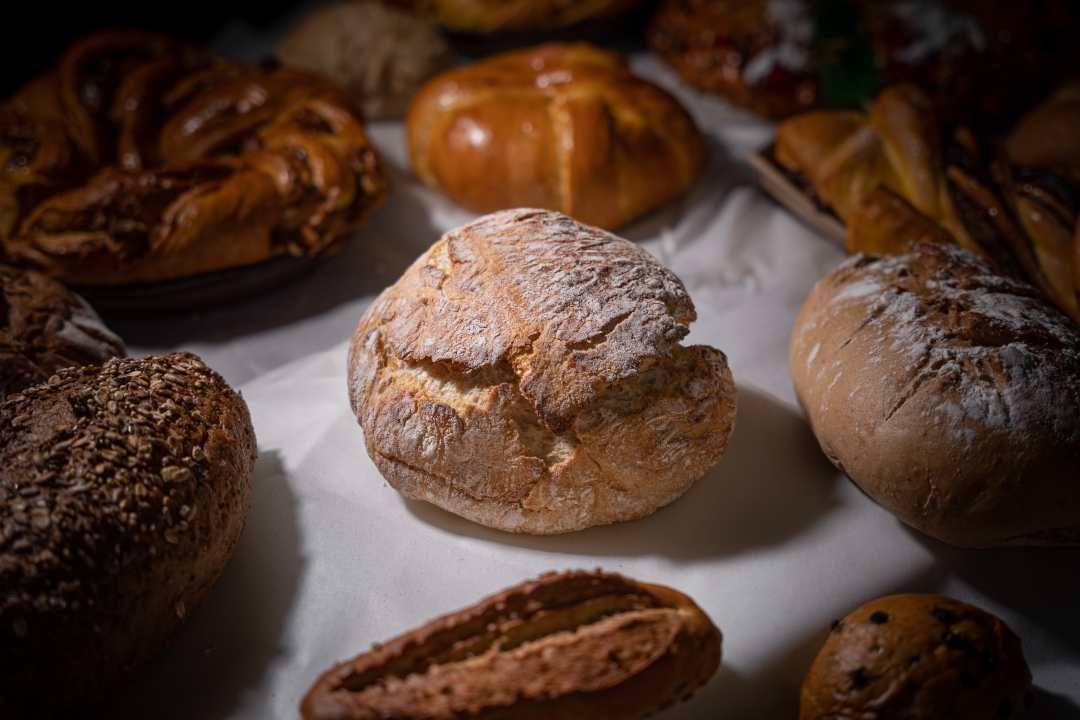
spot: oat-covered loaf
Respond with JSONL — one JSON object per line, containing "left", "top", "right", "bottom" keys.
{"left": 790, "top": 242, "right": 1080, "bottom": 547}
{"left": 0, "top": 28, "right": 388, "bottom": 286}
{"left": 1, "top": 264, "right": 125, "bottom": 402}
{"left": 390, "top": 0, "right": 651, "bottom": 32}
{"left": 276, "top": 1, "right": 454, "bottom": 120}
{"left": 406, "top": 43, "right": 706, "bottom": 231}
{"left": 801, "top": 594, "right": 1032, "bottom": 720}
{"left": 0, "top": 352, "right": 256, "bottom": 718}
{"left": 301, "top": 570, "right": 722, "bottom": 719}
{"left": 348, "top": 209, "right": 736, "bottom": 534}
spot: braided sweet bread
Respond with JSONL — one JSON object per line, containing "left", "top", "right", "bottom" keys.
{"left": 406, "top": 43, "right": 705, "bottom": 231}
{"left": 0, "top": 28, "right": 389, "bottom": 287}
{"left": 773, "top": 84, "right": 1080, "bottom": 322}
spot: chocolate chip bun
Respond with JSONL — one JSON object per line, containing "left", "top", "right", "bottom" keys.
{"left": 801, "top": 594, "right": 1032, "bottom": 720}
{"left": 1, "top": 264, "right": 125, "bottom": 402}
{"left": 301, "top": 570, "right": 722, "bottom": 720}
{"left": 0, "top": 352, "right": 256, "bottom": 718}
{"left": 348, "top": 209, "right": 737, "bottom": 534}
{"left": 789, "top": 242, "right": 1080, "bottom": 547}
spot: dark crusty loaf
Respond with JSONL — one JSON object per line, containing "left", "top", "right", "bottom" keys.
{"left": 0, "top": 352, "right": 256, "bottom": 718}
{"left": 301, "top": 570, "right": 722, "bottom": 720}
{"left": 801, "top": 594, "right": 1032, "bottom": 720}
{"left": 1, "top": 264, "right": 125, "bottom": 402}
{"left": 789, "top": 242, "right": 1080, "bottom": 547}
{"left": 348, "top": 209, "right": 737, "bottom": 534}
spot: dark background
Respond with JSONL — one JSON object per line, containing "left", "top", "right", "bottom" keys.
{"left": 0, "top": 1, "right": 297, "bottom": 97}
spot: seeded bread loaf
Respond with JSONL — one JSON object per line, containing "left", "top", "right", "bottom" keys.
{"left": 348, "top": 209, "right": 737, "bottom": 534}
{"left": 789, "top": 242, "right": 1080, "bottom": 547}
{"left": 1, "top": 264, "right": 125, "bottom": 402}
{"left": 801, "top": 594, "right": 1032, "bottom": 720}
{"left": 0, "top": 352, "right": 256, "bottom": 718}
{"left": 301, "top": 570, "right": 722, "bottom": 720}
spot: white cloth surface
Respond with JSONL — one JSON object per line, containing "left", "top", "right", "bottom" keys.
{"left": 98, "top": 44, "right": 1080, "bottom": 720}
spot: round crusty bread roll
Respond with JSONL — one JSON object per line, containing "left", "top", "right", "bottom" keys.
{"left": 801, "top": 594, "right": 1032, "bottom": 720}
{"left": 406, "top": 43, "right": 706, "bottom": 231}
{"left": 0, "top": 352, "right": 256, "bottom": 718}
{"left": 276, "top": 0, "right": 454, "bottom": 120}
{"left": 790, "top": 242, "right": 1080, "bottom": 547}
{"left": 1, "top": 264, "right": 126, "bottom": 402}
{"left": 348, "top": 209, "right": 737, "bottom": 534}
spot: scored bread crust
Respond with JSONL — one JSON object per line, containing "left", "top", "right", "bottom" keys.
{"left": 790, "top": 242, "right": 1080, "bottom": 547}
{"left": 301, "top": 570, "right": 722, "bottom": 720}
{"left": 348, "top": 209, "right": 736, "bottom": 534}
{"left": 0, "top": 352, "right": 256, "bottom": 718}
{"left": 406, "top": 43, "right": 705, "bottom": 231}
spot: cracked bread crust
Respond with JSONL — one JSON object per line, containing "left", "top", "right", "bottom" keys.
{"left": 1, "top": 264, "right": 125, "bottom": 402}
{"left": 301, "top": 570, "right": 721, "bottom": 720}
{"left": 790, "top": 242, "right": 1080, "bottom": 547}
{"left": 348, "top": 209, "right": 736, "bottom": 534}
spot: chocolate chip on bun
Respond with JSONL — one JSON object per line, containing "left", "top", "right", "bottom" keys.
{"left": 801, "top": 594, "right": 1032, "bottom": 720}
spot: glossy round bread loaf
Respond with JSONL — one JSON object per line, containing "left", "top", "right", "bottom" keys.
{"left": 406, "top": 43, "right": 706, "bottom": 231}
{"left": 390, "top": 0, "right": 651, "bottom": 32}
{"left": 0, "top": 352, "right": 256, "bottom": 718}
{"left": 348, "top": 209, "right": 737, "bottom": 534}
{"left": 790, "top": 242, "right": 1080, "bottom": 547}
{"left": 0, "top": 28, "right": 388, "bottom": 287}
{"left": 302, "top": 570, "right": 722, "bottom": 720}
{"left": 1, "top": 264, "right": 125, "bottom": 402}
{"left": 801, "top": 594, "right": 1032, "bottom": 720}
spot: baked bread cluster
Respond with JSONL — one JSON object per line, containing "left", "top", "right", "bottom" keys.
{"left": 774, "top": 84, "right": 1080, "bottom": 322}
{"left": 406, "top": 43, "right": 705, "bottom": 231}
{"left": 648, "top": 0, "right": 1076, "bottom": 122}
{"left": 790, "top": 242, "right": 1080, "bottom": 547}
{"left": 0, "top": 28, "right": 389, "bottom": 287}
{"left": 1, "top": 264, "right": 125, "bottom": 402}
{"left": 389, "top": 0, "right": 651, "bottom": 32}
{"left": 0, "top": 352, "right": 256, "bottom": 718}
{"left": 302, "top": 570, "right": 722, "bottom": 720}
{"left": 802, "top": 594, "right": 1032, "bottom": 719}
{"left": 276, "top": 0, "right": 455, "bottom": 120}
{"left": 348, "top": 209, "right": 736, "bottom": 534}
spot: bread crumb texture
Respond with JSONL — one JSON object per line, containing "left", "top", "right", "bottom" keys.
{"left": 349, "top": 209, "right": 736, "bottom": 533}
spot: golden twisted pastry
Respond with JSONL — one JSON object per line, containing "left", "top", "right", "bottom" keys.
{"left": 775, "top": 84, "right": 1080, "bottom": 321}
{"left": 0, "top": 28, "right": 388, "bottom": 286}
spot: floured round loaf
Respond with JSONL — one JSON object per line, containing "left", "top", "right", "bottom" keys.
{"left": 790, "top": 242, "right": 1080, "bottom": 547}
{"left": 348, "top": 209, "right": 737, "bottom": 534}
{"left": 1, "top": 264, "right": 125, "bottom": 402}
{"left": 0, "top": 352, "right": 256, "bottom": 718}
{"left": 801, "top": 594, "right": 1031, "bottom": 720}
